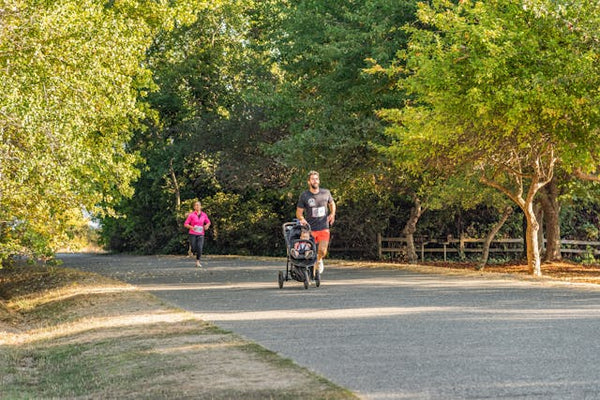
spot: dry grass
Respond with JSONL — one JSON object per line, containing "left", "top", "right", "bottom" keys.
{"left": 482, "top": 261, "right": 600, "bottom": 284}
{"left": 0, "top": 264, "right": 356, "bottom": 399}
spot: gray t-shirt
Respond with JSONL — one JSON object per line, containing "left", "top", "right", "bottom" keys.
{"left": 297, "top": 189, "right": 334, "bottom": 231}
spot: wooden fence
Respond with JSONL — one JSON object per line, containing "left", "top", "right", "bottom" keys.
{"left": 377, "top": 234, "right": 600, "bottom": 262}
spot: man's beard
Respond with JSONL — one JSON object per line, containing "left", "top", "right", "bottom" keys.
{"left": 310, "top": 183, "right": 319, "bottom": 190}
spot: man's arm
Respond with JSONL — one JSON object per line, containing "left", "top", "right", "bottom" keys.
{"left": 327, "top": 200, "right": 336, "bottom": 226}
{"left": 296, "top": 207, "right": 307, "bottom": 225}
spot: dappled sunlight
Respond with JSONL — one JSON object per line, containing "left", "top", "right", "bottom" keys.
{"left": 9, "top": 285, "right": 136, "bottom": 311}
{"left": 47, "top": 254, "right": 600, "bottom": 399}
{"left": 133, "top": 274, "right": 546, "bottom": 293}
{"left": 132, "top": 277, "right": 464, "bottom": 292}
{"left": 317, "top": 276, "right": 538, "bottom": 289}
{"left": 0, "top": 310, "right": 193, "bottom": 345}
{"left": 136, "top": 282, "right": 276, "bottom": 291}
{"left": 195, "top": 305, "right": 600, "bottom": 322}
{"left": 195, "top": 306, "right": 457, "bottom": 321}
{"left": 367, "top": 392, "right": 424, "bottom": 400}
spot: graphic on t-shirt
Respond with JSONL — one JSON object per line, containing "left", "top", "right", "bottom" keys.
{"left": 308, "top": 198, "right": 316, "bottom": 207}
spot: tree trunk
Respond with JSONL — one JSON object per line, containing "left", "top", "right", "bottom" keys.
{"left": 479, "top": 146, "right": 556, "bottom": 276}
{"left": 521, "top": 212, "right": 527, "bottom": 260}
{"left": 458, "top": 233, "right": 466, "bottom": 261}
{"left": 534, "top": 201, "right": 544, "bottom": 254}
{"left": 404, "top": 232, "right": 417, "bottom": 263}
{"left": 403, "top": 195, "right": 422, "bottom": 264}
{"left": 539, "top": 178, "right": 562, "bottom": 261}
{"left": 477, "top": 205, "right": 513, "bottom": 270}
{"left": 169, "top": 158, "right": 181, "bottom": 212}
{"left": 524, "top": 201, "right": 542, "bottom": 276}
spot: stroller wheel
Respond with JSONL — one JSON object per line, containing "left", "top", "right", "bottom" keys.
{"left": 278, "top": 271, "right": 284, "bottom": 289}
{"left": 303, "top": 271, "right": 309, "bottom": 290}
{"left": 315, "top": 270, "right": 320, "bottom": 288}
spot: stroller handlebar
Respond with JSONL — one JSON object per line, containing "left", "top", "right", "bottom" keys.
{"left": 288, "top": 219, "right": 311, "bottom": 230}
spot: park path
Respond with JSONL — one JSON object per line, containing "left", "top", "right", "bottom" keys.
{"left": 60, "top": 253, "right": 600, "bottom": 400}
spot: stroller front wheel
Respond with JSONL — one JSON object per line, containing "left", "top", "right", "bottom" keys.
{"left": 303, "top": 270, "right": 310, "bottom": 289}
{"left": 278, "top": 271, "right": 284, "bottom": 289}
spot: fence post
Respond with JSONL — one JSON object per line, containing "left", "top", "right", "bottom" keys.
{"left": 377, "top": 233, "right": 382, "bottom": 260}
{"left": 421, "top": 242, "right": 425, "bottom": 262}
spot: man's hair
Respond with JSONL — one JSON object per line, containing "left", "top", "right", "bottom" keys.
{"left": 307, "top": 170, "right": 319, "bottom": 179}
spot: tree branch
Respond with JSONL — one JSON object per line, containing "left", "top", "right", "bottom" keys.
{"left": 573, "top": 168, "right": 600, "bottom": 182}
{"left": 480, "top": 173, "right": 524, "bottom": 208}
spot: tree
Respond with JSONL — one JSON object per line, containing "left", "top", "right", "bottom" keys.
{"left": 0, "top": 0, "right": 173, "bottom": 262}
{"left": 379, "top": 0, "right": 600, "bottom": 276}
{"left": 263, "top": 0, "right": 418, "bottom": 185}
{"left": 101, "top": 0, "right": 292, "bottom": 254}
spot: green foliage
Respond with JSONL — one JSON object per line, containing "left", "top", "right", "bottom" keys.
{"left": 373, "top": 0, "right": 600, "bottom": 273}
{"left": 10, "top": 0, "right": 600, "bottom": 261}
{"left": 262, "top": 0, "right": 418, "bottom": 186}
{"left": 0, "top": 0, "right": 174, "bottom": 262}
{"left": 382, "top": 0, "right": 600, "bottom": 180}
{"left": 202, "top": 192, "right": 285, "bottom": 256}
{"left": 579, "top": 246, "right": 597, "bottom": 265}
{"left": 560, "top": 183, "right": 600, "bottom": 240}
{"left": 100, "top": 0, "right": 294, "bottom": 255}
{"left": 332, "top": 188, "right": 410, "bottom": 258}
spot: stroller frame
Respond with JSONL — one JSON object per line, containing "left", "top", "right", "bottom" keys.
{"left": 278, "top": 220, "right": 320, "bottom": 289}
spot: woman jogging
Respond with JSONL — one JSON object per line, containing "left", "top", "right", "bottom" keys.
{"left": 183, "top": 201, "right": 211, "bottom": 267}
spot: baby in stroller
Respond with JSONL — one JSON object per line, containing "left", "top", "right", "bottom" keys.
{"left": 290, "top": 228, "right": 314, "bottom": 259}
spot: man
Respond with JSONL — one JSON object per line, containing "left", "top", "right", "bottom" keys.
{"left": 296, "top": 170, "right": 336, "bottom": 276}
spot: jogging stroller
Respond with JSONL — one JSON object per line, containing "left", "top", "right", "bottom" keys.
{"left": 278, "top": 220, "right": 320, "bottom": 289}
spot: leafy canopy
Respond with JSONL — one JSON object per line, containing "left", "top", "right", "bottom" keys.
{"left": 0, "top": 0, "right": 175, "bottom": 260}
{"left": 381, "top": 0, "right": 600, "bottom": 190}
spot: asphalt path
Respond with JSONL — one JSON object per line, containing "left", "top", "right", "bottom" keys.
{"left": 59, "top": 253, "right": 600, "bottom": 400}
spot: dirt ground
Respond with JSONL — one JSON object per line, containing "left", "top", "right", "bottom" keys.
{"left": 427, "top": 260, "right": 600, "bottom": 285}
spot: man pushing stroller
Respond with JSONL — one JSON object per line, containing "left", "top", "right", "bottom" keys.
{"left": 296, "top": 170, "right": 336, "bottom": 278}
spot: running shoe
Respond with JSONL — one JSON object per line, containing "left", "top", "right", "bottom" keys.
{"left": 318, "top": 260, "right": 324, "bottom": 274}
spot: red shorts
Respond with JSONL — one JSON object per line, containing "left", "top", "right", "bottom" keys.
{"left": 311, "top": 229, "right": 330, "bottom": 243}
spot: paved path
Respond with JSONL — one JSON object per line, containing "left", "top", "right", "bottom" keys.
{"left": 60, "top": 253, "right": 600, "bottom": 400}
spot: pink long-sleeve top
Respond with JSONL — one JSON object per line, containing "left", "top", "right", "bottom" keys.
{"left": 184, "top": 211, "right": 210, "bottom": 236}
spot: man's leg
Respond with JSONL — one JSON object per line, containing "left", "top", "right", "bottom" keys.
{"left": 311, "top": 229, "right": 330, "bottom": 276}
{"left": 316, "top": 239, "right": 329, "bottom": 274}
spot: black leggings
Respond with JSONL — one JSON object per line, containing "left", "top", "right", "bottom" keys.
{"left": 189, "top": 234, "right": 205, "bottom": 260}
